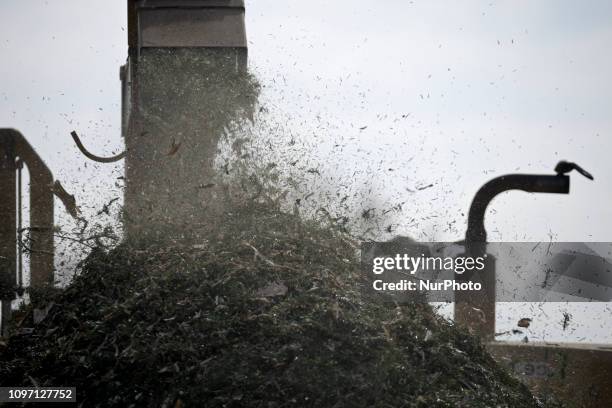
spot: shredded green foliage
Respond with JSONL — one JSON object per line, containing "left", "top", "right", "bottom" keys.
{"left": 0, "top": 203, "right": 542, "bottom": 407}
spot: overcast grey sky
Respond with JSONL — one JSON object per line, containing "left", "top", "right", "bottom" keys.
{"left": 1, "top": 0, "right": 611, "bottom": 342}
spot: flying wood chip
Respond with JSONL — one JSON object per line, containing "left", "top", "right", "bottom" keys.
{"left": 167, "top": 138, "right": 182, "bottom": 156}
{"left": 517, "top": 318, "right": 532, "bottom": 328}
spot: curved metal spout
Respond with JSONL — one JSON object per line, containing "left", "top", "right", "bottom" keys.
{"left": 466, "top": 174, "right": 569, "bottom": 244}
{"left": 458, "top": 162, "right": 591, "bottom": 340}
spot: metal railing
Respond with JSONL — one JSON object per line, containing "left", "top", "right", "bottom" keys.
{"left": 0, "top": 129, "right": 54, "bottom": 336}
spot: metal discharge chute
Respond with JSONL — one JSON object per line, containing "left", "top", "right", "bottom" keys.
{"left": 122, "top": 0, "right": 256, "bottom": 242}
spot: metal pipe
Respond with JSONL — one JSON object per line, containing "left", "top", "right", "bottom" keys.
{"left": 466, "top": 174, "right": 569, "bottom": 245}
{"left": 70, "top": 131, "right": 126, "bottom": 163}
{"left": 459, "top": 171, "right": 572, "bottom": 340}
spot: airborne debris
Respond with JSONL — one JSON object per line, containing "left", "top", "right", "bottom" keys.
{"left": 51, "top": 180, "right": 79, "bottom": 218}
{"left": 361, "top": 207, "right": 375, "bottom": 220}
{"left": 562, "top": 312, "right": 572, "bottom": 331}
{"left": 167, "top": 138, "right": 182, "bottom": 156}
{"left": 518, "top": 318, "right": 532, "bottom": 328}
{"left": 416, "top": 183, "right": 435, "bottom": 191}
{"left": 97, "top": 197, "right": 119, "bottom": 216}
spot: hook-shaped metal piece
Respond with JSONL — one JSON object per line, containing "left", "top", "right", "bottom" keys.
{"left": 554, "top": 160, "right": 594, "bottom": 180}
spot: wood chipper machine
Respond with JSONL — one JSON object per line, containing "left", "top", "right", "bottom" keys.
{"left": 2, "top": 2, "right": 612, "bottom": 406}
